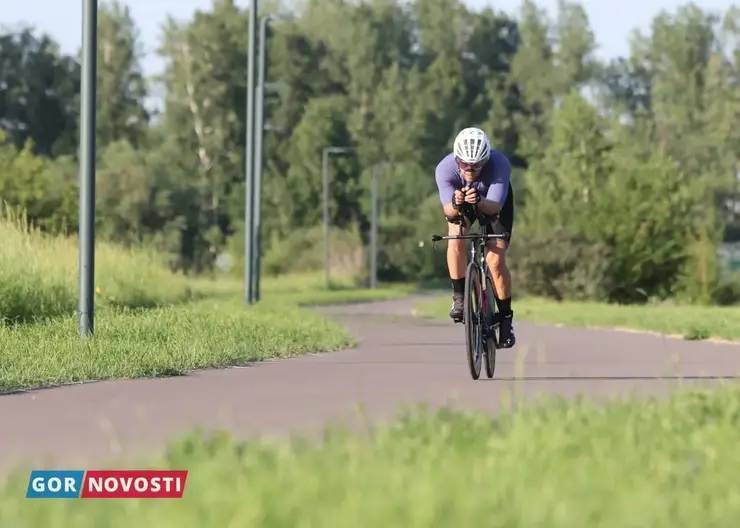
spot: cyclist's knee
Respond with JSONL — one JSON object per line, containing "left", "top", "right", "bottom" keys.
{"left": 445, "top": 224, "right": 466, "bottom": 253}
{"left": 486, "top": 245, "right": 508, "bottom": 272}
{"left": 485, "top": 238, "right": 507, "bottom": 256}
{"left": 446, "top": 217, "right": 467, "bottom": 234}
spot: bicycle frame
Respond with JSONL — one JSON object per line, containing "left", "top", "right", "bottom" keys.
{"left": 431, "top": 214, "right": 506, "bottom": 289}
{"left": 432, "top": 211, "right": 507, "bottom": 379}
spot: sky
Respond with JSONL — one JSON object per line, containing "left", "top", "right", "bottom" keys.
{"left": 2, "top": 0, "right": 737, "bottom": 78}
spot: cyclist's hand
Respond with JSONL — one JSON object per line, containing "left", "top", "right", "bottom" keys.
{"left": 464, "top": 186, "right": 481, "bottom": 204}
{"left": 453, "top": 189, "right": 465, "bottom": 208}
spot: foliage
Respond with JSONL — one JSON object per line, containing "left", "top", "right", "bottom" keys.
{"left": 2, "top": 0, "right": 740, "bottom": 304}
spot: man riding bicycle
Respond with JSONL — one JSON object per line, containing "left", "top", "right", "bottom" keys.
{"left": 434, "top": 127, "right": 516, "bottom": 349}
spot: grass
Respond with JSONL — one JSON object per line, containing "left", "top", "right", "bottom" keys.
{"left": 3, "top": 210, "right": 738, "bottom": 525}
{"left": 0, "top": 208, "right": 198, "bottom": 322}
{"left": 0, "top": 271, "right": 414, "bottom": 393}
{"left": 2, "top": 384, "right": 740, "bottom": 525}
{"left": 261, "top": 273, "right": 415, "bottom": 306}
{"left": 414, "top": 294, "right": 740, "bottom": 342}
{"left": 0, "top": 209, "right": 414, "bottom": 392}
{"left": 0, "top": 295, "right": 354, "bottom": 393}
{"left": 0, "top": 204, "right": 412, "bottom": 321}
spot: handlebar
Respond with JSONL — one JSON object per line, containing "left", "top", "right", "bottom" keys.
{"left": 431, "top": 233, "right": 506, "bottom": 242}
{"left": 431, "top": 205, "right": 505, "bottom": 245}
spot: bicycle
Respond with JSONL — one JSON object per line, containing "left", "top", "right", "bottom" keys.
{"left": 432, "top": 208, "right": 507, "bottom": 380}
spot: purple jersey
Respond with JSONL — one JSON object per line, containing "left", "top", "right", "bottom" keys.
{"left": 435, "top": 149, "right": 512, "bottom": 206}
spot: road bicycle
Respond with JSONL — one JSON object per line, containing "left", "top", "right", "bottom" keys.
{"left": 432, "top": 209, "right": 507, "bottom": 380}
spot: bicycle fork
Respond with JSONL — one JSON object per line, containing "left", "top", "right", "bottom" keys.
{"left": 480, "top": 283, "right": 492, "bottom": 339}
{"left": 479, "top": 266, "right": 499, "bottom": 344}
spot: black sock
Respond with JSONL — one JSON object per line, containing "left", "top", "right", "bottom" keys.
{"left": 451, "top": 278, "right": 465, "bottom": 295}
{"left": 496, "top": 296, "right": 512, "bottom": 315}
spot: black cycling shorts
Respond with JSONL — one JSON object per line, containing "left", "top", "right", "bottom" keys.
{"left": 445, "top": 183, "right": 514, "bottom": 245}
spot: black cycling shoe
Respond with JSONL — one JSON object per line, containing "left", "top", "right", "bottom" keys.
{"left": 498, "top": 311, "right": 516, "bottom": 348}
{"left": 449, "top": 293, "right": 464, "bottom": 323}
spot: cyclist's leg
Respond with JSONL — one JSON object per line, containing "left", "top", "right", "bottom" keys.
{"left": 484, "top": 189, "right": 515, "bottom": 347}
{"left": 445, "top": 210, "right": 476, "bottom": 321}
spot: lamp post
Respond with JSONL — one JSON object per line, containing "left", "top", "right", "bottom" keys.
{"left": 322, "top": 146, "right": 353, "bottom": 289}
{"left": 252, "top": 13, "right": 291, "bottom": 302}
{"left": 243, "top": 0, "right": 258, "bottom": 305}
{"left": 78, "top": 0, "right": 98, "bottom": 336}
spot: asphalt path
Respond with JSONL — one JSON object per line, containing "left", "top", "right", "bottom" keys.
{"left": 2, "top": 296, "right": 739, "bottom": 472}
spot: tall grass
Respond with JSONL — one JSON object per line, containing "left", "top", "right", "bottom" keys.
{"left": 2, "top": 385, "right": 740, "bottom": 525}
{"left": 0, "top": 206, "right": 196, "bottom": 323}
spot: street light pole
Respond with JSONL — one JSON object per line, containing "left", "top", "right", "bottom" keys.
{"left": 252, "top": 14, "right": 270, "bottom": 303}
{"left": 370, "top": 164, "right": 380, "bottom": 290}
{"left": 252, "top": 15, "right": 290, "bottom": 302}
{"left": 322, "top": 148, "right": 330, "bottom": 290}
{"left": 322, "top": 146, "right": 353, "bottom": 289}
{"left": 78, "top": 0, "right": 98, "bottom": 337}
{"left": 244, "top": 0, "right": 258, "bottom": 305}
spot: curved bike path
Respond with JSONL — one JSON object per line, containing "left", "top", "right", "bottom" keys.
{"left": 1, "top": 295, "right": 739, "bottom": 471}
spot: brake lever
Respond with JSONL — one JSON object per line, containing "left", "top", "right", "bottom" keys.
{"left": 431, "top": 235, "right": 439, "bottom": 252}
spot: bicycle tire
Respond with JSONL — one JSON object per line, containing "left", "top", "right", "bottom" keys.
{"left": 464, "top": 261, "right": 483, "bottom": 380}
{"left": 483, "top": 272, "right": 497, "bottom": 379}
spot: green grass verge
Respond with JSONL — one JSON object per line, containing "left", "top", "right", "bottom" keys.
{"left": 0, "top": 275, "right": 411, "bottom": 392}
{"left": 0, "top": 208, "right": 198, "bottom": 322}
{"left": 0, "top": 199, "right": 414, "bottom": 389}
{"left": 0, "top": 204, "right": 412, "bottom": 322}
{"left": 259, "top": 272, "right": 415, "bottom": 306}
{"left": 0, "top": 206, "right": 413, "bottom": 392}
{"left": 0, "top": 264, "right": 412, "bottom": 393}
{"left": 2, "top": 385, "right": 740, "bottom": 525}
{"left": 414, "top": 294, "right": 740, "bottom": 341}
{"left": 0, "top": 295, "right": 354, "bottom": 393}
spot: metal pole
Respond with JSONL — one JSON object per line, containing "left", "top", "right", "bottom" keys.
{"left": 244, "top": 0, "right": 258, "bottom": 305}
{"left": 322, "top": 148, "right": 330, "bottom": 289}
{"left": 78, "top": 0, "right": 97, "bottom": 337}
{"left": 370, "top": 164, "right": 379, "bottom": 290}
{"left": 252, "top": 15, "right": 269, "bottom": 303}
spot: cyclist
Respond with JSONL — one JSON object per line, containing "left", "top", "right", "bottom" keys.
{"left": 434, "top": 127, "right": 516, "bottom": 349}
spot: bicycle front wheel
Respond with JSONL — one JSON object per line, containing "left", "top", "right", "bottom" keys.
{"left": 463, "top": 261, "right": 483, "bottom": 380}
{"left": 484, "top": 271, "right": 497, "bottom": 379}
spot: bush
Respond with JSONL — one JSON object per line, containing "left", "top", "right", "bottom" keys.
{"left": 509, "top": 227, "right": 613, "bottom": 301}
{"left": 0, "top": 131, "right": 73, "bottom": 232}
{"left": 261, "top": 224, "right": 368, "bottom": 284}
{"left": 710, "top": 272, "right": 740, "bottom": 306}
{"left": 377, "top": 194, "right": 450, "bottom": 283}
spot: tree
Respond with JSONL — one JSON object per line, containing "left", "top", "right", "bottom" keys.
{"left": 95, "top": 0, "right": 149, "bottom": 149}
{"left": 509, "top": 0, "right": 556, "bottom": 162}
{"left": 0, "top": 27, "right": 79, "bottom": 156}
{"left": 2, "top": 0, "right": 739, "bottom": 301}
{"left": 156, "top": 0, "right": 249, "bottom": 269}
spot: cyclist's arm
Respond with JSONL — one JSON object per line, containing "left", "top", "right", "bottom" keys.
{"left": 435, "top": 165, "right": 460, "bottom": 217}
{"left": 477, "top": 153, "right": 511, "bottom": 216}
{"left": 476, "top": 197, "right": 502, "bottom": 216}
{"left": 443, "top": 201, "right": 459, "bottom": 217}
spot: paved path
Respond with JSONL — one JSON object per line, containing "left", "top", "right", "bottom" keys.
{"left": 2, "top": 296, "right": 740, "bottom": 471}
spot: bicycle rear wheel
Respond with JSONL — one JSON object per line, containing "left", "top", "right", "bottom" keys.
{"left": 463, "top": 261, "right": 483, "bottom": 380}
{"left": 483, "top": 271, "right": 497, "bottom": 379}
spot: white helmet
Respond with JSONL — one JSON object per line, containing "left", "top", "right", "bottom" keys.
{"left": 453, "top": 127, "right": 491, "bottom": 165}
